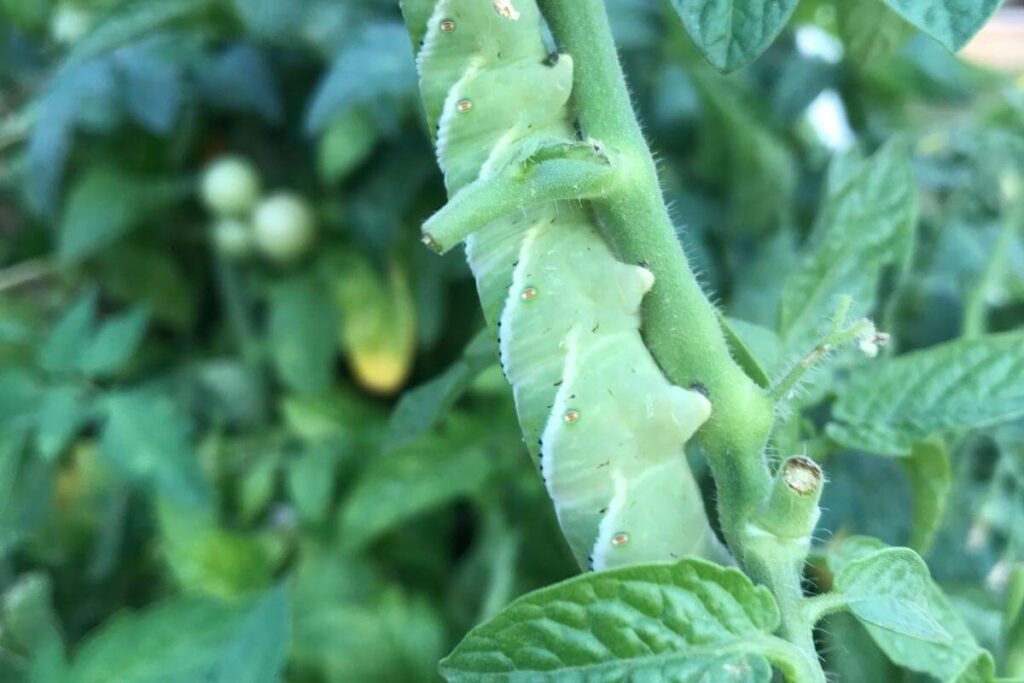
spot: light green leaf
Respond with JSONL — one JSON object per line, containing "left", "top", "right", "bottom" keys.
{"left": 267, "top": 274, "right": 338, "bottom": 395}
{"left": 1, "top": 573, "right": 63, "bottom": 655}
{"left": 318, "top": 107, "right": 377, "bottom": 184}
{"left": 291, "top": 587, "right": 444, "bottom": 683}
{"left": 386, "top": 329, "right": 494, "bottom": 449}
{"left": 879, "top": 0, "right": 1002, "bottom": 51}
{"left": 780, "top": 140, "right": 916, "bottom": 356}
{"left": 282, "top": 390, "right": 384, "bottom": 443}
{"left": 38, "top": 292, "right": 97, "bottom": 375}
{"left": 68, "top": 588, "right": 288, "bottom": 683}
{"left": 35, "top": 385, "right": 91, "bottom": 462}
{"left": 669, "top": 0, "right": 800, "bottom": 72}
{"left": 829, "top": 537, "right": 992, "bottom": 681}
{"left": 157, "top": 500, "right": 272, "bottom": 599}
{"left": 441, "top": 559, "right": 815, "bottom": 682}
{"left": 827, "top": 332, "right": 1024, "bottom": 455}
{"left": 239, "top": 456, "right": 277, "bottom": 524}
{"left": 834, "top": 547, "right": 950, "bottom": 642}
{"left": 0, "top": 427, "right": 53, "bottom": 557}
{"left": 722, "top": 316, "right": 780, "bottom": 388}
{"left": 901, "top": 438, "right": 952, "bottom": 553}
{"left": 1005, "top": 565, "right": 1024, "bottom": 677}
{"left": 838, "top": 0, "right": 915, "bottom": 64}
{"left": 59, "top": 167, "right": 183, "bottom": 264}
{"left": 339, "top": 429, "right": 493, "bottom": 550}
{"left": 98, "top": 391, "right": 211, "bottom": 507}
{"left": 286, "top": 442, "right": 336, "bottom": 525}
{"left": 78, "top": 308, "right": 149, "bottom": 377}
{"left": 28, "top": 638, "right": 69, "bottom": 683}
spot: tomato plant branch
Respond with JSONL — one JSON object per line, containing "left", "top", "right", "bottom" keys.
{"left": 769, "top": 295, "right": 885, "bottom": 404}
{"left": 537, "top": 0, "right": 774, "bottom": 553}
{"left": 537, "top": 2, "right": 825, "bottom": 676}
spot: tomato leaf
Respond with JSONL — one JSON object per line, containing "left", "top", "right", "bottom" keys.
{"left": 440, "top": 559, "right": 814, "bottom": 682}
{"left": 669, "top": 0, "right": 800, "bottom": 72}
{"left": 827, "top": 332, "right": 1024, "bottom": 455}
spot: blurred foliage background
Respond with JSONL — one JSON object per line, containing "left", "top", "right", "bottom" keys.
{"left": 0, "top": 0, "right": 1022, "bottom": 681}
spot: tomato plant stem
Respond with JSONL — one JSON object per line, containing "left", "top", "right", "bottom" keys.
{"left": 537, "top": 0, "right": 775, "bottom": 553}
{"left": 538, "top": 2, "right": 825, "bottom": 675}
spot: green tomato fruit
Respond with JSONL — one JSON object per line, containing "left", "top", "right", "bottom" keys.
{"left": 51, "top": 4, "right": 92, "bottom": 44}
{"left": 200, "top": 156, "right": 261, "bottom": 217}
{"left": 212, "top": 218, "right": 254, "bottom": 259}
{"left": 252, "top": 193, "right": 316, "bottom": 263}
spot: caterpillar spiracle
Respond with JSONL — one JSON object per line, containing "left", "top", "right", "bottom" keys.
{"left": 401, "top": 0, "right": 721, "bottom": 570}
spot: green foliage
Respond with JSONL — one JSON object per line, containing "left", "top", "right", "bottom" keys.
{"left": 779, "top": 140, "right": 917, "bottom": 358}
{"left": 0, "top": 0, "right": 1020, "bottom": 681}
{"left": 441, "top": 559, "right": 807, "bottom": 682}
{"left": 68, "top": 588, "right": 288, "bottom": 683}
{"left": 827, "top": 537, "right": 994, "bottom": 682}
{"left": 832, "top": 546, "right": 950, "bottom": 641}
{"left": 828, "top": 332, "right": 1024, "bottom": 455}
{"left": 670, "top": 0, "right": 801, "bottom": 71}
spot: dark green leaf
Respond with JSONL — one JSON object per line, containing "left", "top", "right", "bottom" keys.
{"left": 828, "top": 537, "right": 992, "bottom": 681}
{"left": 834, "top": 547, "right": 950, "bottom": 642}
{"left": 780, "top": 140, "right": 916, "bottom": 355}
{"left": 827, "top": 332, "right": 1024, "bottom": 455}
{"left": 79, "top": 308, "right": 149, "bottom": 378}
{"left": 286, "top": 442, "right": 336, "bottom": 525}
{"left": 59, "top": 167, "right": 184, "bottom": 264}
{"left": 670, "top": 0, "right": 800, "bottom": 71}
{"left": 441, "top": 559, "right": 812, "bottom": 682}
{"left": 386, "top": 329, "right": 494, "bottom": 449}
{"left": 98, "top": 391, "right": 211, "bottom": 507}
{"left": 901, "top": 438, "right": 951, "bottom": 553}
{"left": 879, "top": 0, "right": 1001, "bottom": 51}
{"left": 35, "top": 384, "right": 91, "bottom": 462}
{"left": 340, "top": 428, "right": 493, "bottom": 550}
{"left": 267, "top": 274, "right": 338, "bottom": 395}
{"left": 68, "top": 588, "right": 288, "bottom": 683}
{"left": 838, "top": 0, "right": 915, "bottom": 64}
{"left": 0, "top": 428, "right": 53, "bottom": 557}
{"left": 38, "top": 291, "right": 97, "bottom": 375}
{"left": 291, "top": 587, "right": 444, "bottom": 683}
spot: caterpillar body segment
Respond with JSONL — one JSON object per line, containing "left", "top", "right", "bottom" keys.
{"left": 402, "top": 0, "right": 720, "bottom": 570}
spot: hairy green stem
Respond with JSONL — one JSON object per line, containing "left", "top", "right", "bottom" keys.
{"left": 537, "top": 2, "right": 824, "bottom": 677}
{"left": 536, "top": 0, "right": 775, "bottom": 554}
{"left": 746, "top": 542, "right": 825, "bottom": 683}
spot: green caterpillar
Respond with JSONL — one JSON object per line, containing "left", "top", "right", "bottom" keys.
{"left": 402, "top": 0, "right": 720, "bottom": 570}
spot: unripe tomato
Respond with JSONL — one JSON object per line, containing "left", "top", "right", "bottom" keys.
{"left": 200, "top": 156, "right": 261, "bottom": 217}
{"left": 252, "top": 193, "right": 316, "bottom": 263}
{"left": 51, "top": 4, "right": 92, "bottom": 44}
{"left": 212, "top": 218, "right": 254, "bottom": 259}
